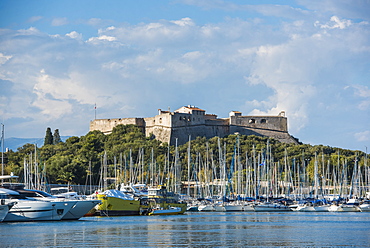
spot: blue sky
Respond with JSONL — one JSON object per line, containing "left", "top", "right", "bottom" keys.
{"left": 0, "top": 0, "right": 369, "bottom": 151}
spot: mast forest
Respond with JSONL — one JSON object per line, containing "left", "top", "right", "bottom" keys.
{"left": 2, "top": 124, "right": 369, "bottom": 200}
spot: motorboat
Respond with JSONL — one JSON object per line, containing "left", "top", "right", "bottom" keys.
{"left": 253, "top": 202, "right": 291, "bottom": 212}
{"left": 0, "top": 188, "right": 75, "bottom": 222}
{"left": 335, "top": 199, "right": 361, "bottom": 212}
{"left": 198, "top": 204, "right": 215, "bottom": 211}
{"left": 144, "top": 185, "right": 187, "bottom": 214}
{"left": 49, "top": 187, "right": 101, "bottom": 220}
{"left": 2, "top": 184, "right": 99, "bottom": 220}
{"left": 186, "top": 205, "right": 199, "bottom": 212}
{"left": 148, "top": 206, "right": 182, "bottom": 215}
{"left": 224, "top": 202, "right": 244, "bottom": 211}
{"left": 359, "top": 200, "right": 370, "bottom": 212}
{"left": 0, "top": 195, "right": 15, "bottom": 222}
{"left": 295, "top": 203, "right": 316, "bottom": 212}
{"left": 96, "top": 189, "right": 141, "bottom": 216}
{"left": 295, "top": 203, "right": 330, "bottom": 212}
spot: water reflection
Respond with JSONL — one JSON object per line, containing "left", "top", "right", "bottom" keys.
{"left": 1, "top": 212, "right": 370, "bottom": 247}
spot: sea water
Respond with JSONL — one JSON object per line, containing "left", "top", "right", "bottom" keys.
{"left": 1, "top": 212, "right": 370, "bottom": 247}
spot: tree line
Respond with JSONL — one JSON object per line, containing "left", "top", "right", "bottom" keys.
{"left": 2, "top": 124, "right": 368, "bottom": 187}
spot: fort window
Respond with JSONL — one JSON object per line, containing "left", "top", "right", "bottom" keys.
{"left": 249, "top": 119, "right": 255, "bottom": 124}
{"left": 261, "top": 119, "right": 267, "bottom": 124}
{"left": 159, "top": 118, "right": 162, "bottom": 123}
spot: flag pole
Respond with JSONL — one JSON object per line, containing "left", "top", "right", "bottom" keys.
{"left": 94, "top": 103, "right": 97, "bottom": 120}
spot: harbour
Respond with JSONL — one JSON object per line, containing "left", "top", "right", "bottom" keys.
{"left": 1, "top": 212, "right": 370, "bottom": 247}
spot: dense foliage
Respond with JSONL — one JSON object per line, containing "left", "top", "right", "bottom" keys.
{"left": 2, "top": 124, "right": 368, "bottom": 187}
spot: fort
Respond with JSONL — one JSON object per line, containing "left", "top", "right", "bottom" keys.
{"left": 89, "top": 105, "right": 299, "bottom": 146}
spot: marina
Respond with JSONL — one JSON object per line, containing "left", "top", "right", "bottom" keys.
{"left": 1, "top": 212, "right": 370, "bottom": 247}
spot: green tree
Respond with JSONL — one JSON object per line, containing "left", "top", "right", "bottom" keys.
{"left": 44, "top": 127, "right": 53, "bottom": 146}
{"left": 53, "top": 129, "right": 62, "bottom": 145}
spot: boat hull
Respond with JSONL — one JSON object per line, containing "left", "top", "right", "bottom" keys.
{"left": 96, "top": 194, "right": 140, "bottom": 216}
{"left": 359, "top": 204, "right": 370, "bottom": 212}
{"left": 62, "top": 200, "right": 101, "bottom": 220}
{"left": 148, "top": 207, "right": 182, "bottom": 215}
{"left": 3, "top": 200, "right": 75, "bottom": 222}
{"left": 224, "top": 204, "right": 243, "bottom": 211}
{"left": 198, "top": 205, "right": 215, "bottom": 211}
{"left": 254, "top": 203, "right": 291, "bottom": 212}
{"left": 214, "top": 205, "right": 226, "bottom": 212}
{"left": 0, "top": 204, "right": 10, "bottom": 222}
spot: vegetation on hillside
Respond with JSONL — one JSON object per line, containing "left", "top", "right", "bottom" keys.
{"left": 1, "top": 124, "right": 368, "bottom": 188}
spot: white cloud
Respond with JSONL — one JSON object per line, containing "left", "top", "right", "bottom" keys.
{"left": 352, "top": 85, "right": 370, "bottom": 110}
{"left": 1, "top": 8, "right": 369, "bottom": 150}
{"left": 0, "top": 53, "right": 12, "bottom": 65}
{"left": 354, "top": 131, "right": 370, "bottom": 142}
{"left": 88, "top": 35, "right": 117, "bottom": 43}
{"left": 315, "top": 16, "right": 352, "bottom": 29}
{"left": 66, "top": 31, "right": 82, "bottom": 40}
{"left": 51, "top": 17, "right": 68, "bottom": 26}
{"left": 170, "top": 17, "right": 195, "bottom": 26}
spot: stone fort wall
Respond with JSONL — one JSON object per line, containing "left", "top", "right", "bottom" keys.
{"left": 89, "top": 106, "right": 298, "bottom": 146}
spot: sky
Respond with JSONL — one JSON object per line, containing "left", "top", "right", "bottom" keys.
{"left": 0, "top": 0, "right": 369, "bottom": 152}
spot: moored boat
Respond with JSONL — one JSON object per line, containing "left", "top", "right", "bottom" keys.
{"left": 224, "top": 202, "right": 244, "bottom": 211}
{"left": 96, "top": 189, "right": 141, "bottom": 216}
{"left": 253, "top": 202, "right": 291, "bottom": 212}
{"left": 148, "top": 206, "right": 182, "bottom": 215}
{"left": 359, "top": 200, "right": 370, "bottom": 212}
{"left": 142, "top": 185, "right": 187, "bottom": 214}
{"left": 0, "top": 188, "right": 75, "bottom": 222}
{"left": 198, "top": 204, "right": 215, "bottom": 211}
{"left": 335, "top": 199, "right": 361, "bottom": 212}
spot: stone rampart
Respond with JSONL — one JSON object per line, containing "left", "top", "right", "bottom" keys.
{"left": 89, "top": 106, "right": 298, "bottom": 146}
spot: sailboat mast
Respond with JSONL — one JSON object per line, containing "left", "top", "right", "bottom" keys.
{"left": 187, "top": 135, "right": 191, "bottom": 197}
{"left": 1, "top": 123, "right": 4, "bottom": 181}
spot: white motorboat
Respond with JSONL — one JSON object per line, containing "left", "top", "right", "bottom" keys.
{"left": 295, "top": 202, "right": 330, "bottom": 212}
{"left": 0, "top": 200, "right": 15, "bottom": 222}
{"left": 50, "top": 188, "right": 101, "bottom": 219}
{"left": 314, "top": 205, "right": 330, "bottom": 212}
{"left": 20, "top": 188, "right": 100, "bottom": 220}
{"left": 1, "top": 188, "right": 75, "bottom": 222}
{"left": 336, "top": 199, "right": 361, "bottom": 212}
{"left": 295, "top": 203, "right": 316, "bottom": 212}
{"left": 359, "top": 200, "right": 370, "bottom": 212}
{"left": 253, "top": 202, "right": 291, "bottom": 212}
{"left": 148, "top": 206, "right": 182, "bottom": 215}
{"left": 198, "top": 204, "right": 215, "bottom": 211}
{"left": 224, "top": 202, "right": 244, "bottom": 211}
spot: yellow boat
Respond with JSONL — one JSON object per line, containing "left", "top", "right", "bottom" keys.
{"left": 96, "top": 189, "right": 140, "bottom": 216}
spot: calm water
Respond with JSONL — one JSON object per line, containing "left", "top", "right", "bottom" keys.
{"left": 1, "top": 212, "right": 370, "bottom": 247}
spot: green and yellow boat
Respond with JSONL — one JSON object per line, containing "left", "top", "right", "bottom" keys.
{"left": 96, "top": 189, "right": 141, "bottom": 216}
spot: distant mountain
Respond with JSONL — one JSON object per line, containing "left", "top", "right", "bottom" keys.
{"left": 2, "top": 137, "right": 72, "bottom": 151}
